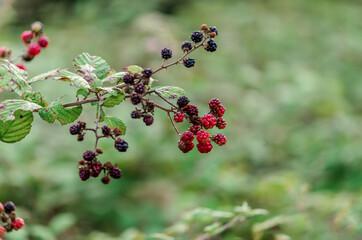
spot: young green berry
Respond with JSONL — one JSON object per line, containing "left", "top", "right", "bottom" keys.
{"left": 161, "top": 48, "right": 172, "bottom": 59}
{"left": 183, "top": 57, "right": 195, "bottom": 68}
{"left": 31, "top": 21, "right": 43, "bottom": 34}
{"left": 191, "top": 31, "right": 203, "bottom": 43}
{"left": 181, "top": 41, "right": 193, "bottom": 51}
{"left": 114, "top": 138, "right": 128, "bottom": 152}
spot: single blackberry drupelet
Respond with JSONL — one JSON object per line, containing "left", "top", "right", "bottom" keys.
{"left": 130, "top": 93, "right": 142, "bottom": 105}
{"left": 79, "top": 169, "right": 90, "bottom": 181}
{"left": 83, "top": 150, "right": 96, "bottom": 161}
{"left": 4, "top": 201, "right": 16, "bottom": 213}
{"left": 191, "top": 31, "right": 203, "bottom": 43}
{"left": 209, "top": 26, "right": 218, "bottom": 36}
{"left": 205, "top": 39, "right": 217, "bottom": 52}
{"left": 69, "top": 124, "right": 81, "bottom": 135}
{"left": 122, "top": 74, "right": 134, "bottom": 84}
{"left": 183, "top": 58, "right": 195, "bottom": 68}
{"left": 143, "top": 115, "right": 154, "bottom": 126}
{"left": 177, "top": 96, "right": 190, "bottom": 108}
{"left": 102, "top": 126, "right": 111, "bottom": 136}
{"left": 143, "top": 68, "right": 153, "bottom": 78}
{"left": 134, "top": 83, "right": 145, "bottom": 94}
{"left": 161, "top": 48, "right": 172, "bottom": 59}
{"left": 109, "top": 167, "right": 122, "bottom": 179}
{"left": 181, "top": 41, "right": 193, "bottom": 51}
{"left": 114, "top": 138, "right": 128, "bottom": 152}
{"left": 131, "top": 110, "right": 141, "bottom": 119}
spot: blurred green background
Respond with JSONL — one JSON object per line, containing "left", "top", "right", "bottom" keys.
{"left": 1, "top": 0, "right": 362, "bottom": 239}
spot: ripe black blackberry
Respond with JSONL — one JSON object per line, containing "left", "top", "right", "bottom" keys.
{"left": 22, "top": 53, "right": 34, "bottom": 61}
{"left": 205, "top": 39, "right": 217, "bottom": 52}
{"left": 161, "top": 48, "right": 172, "bottom": 60}
{"left": 83, "top": 150, "right": 96, "bottom": 161}
{"left": 4, "top": 201, "right": 16, "bottom": 213}
{"left": 114, "top": 138, "right": 128, "bottom": 152}
{"left": 183, "top": 58, "right": 195, "bottom": 68}
{"left": 122, "top": 74, "right": 134, "bottom": 84}
{"left": 109, "top": 167, "right": 122, "bottom": 179}
{"left": 79, "top": 169, "right": 90, "bottom": 181}
{"left": 177, "top": 96, "right": 190, "bottom": 108}
{"left": 130, "top": 93, "right": 142, "bottom": 105}
{"left": 91, "top": 162, "right": 103, "bottom": 178}
{"left": 69, "top": 124, "right": 81, "bottom": 135}
{"left": 102, "top": 126, "right": 111, "bottom": 136}
{"left": 134, "top": 83, "right": 145, "bottom": 94}
{"left": 143, "top": 115, "right": 154, "bottom": 126}
{"left": 181, "top": 41, "right": 193, "bottom": 51}
{"left": 131, "top": 110, "right": 141, "bottom": 119}
{"left": 209, "top": 26, "right": 218, "bottom": 36}
{"left": 191, "top": 31, "right": 203, "bottom": 43}
{"left": 143, "top": 68, "right": 153, "bottom": 78}
{"left": 77, "top": 134, "right": 84, "bottom": 141}
{"left": 185, "top": 104, "right": 199, "bottom": 116}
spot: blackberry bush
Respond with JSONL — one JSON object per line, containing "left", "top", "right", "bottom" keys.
{"left": 0, "top": 23, "right": 227, "bottom": 183}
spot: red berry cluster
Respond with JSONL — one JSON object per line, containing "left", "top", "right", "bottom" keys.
{"left": 0, "top": 21, "right": 49, "bottom": 71}
{"left": 69, "top": 122, "right": 127, "bottom": 183}
{"left": 0, "top": 202, "right": 25, "bottom": 239}
{"left": 175, "top": 97, "right": 227, "bottom": 153}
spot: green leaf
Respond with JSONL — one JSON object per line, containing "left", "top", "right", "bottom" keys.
{"left": 38, "top": 100, "right": 82, "bottom": 125}
{"left": 55, "top": 70, "right": 91, "bottom": 89}
{"left": 0, "top": 99, "right": 42, "bottom": 121}
{"left": 74, "top": 64, "right": 102, "bottom": 89}
{"left": 72, "top": 52, "right": 110, "bottom": 80}
{"left": 152, "top": 86, "right": 185, "bottom": 100}
{"left": 104, "top": 116, "right": 126, "bottom": 135}
{"left": 27, "top": 69, "right": 65, "bottom": 84}
{"left": 103, "top": 92, "right": 125, "bottom": 107}
{"left": 102, "top": 71, "right": 127, "bottom": 83}
{"left": 0, "top": 60, "right": 32, "bottom": 95}
{"left": 49, "top": 213, "right": 76, "bottom": 236}
{"left": 76, "top": 89, "right": 88, "bottom": 98}
{"left": 22, "top": 91, "right": 48, "bottom": 107}
{"left": 124, "top": 65, "right": 143, "bottom": 74}
{"left": 0, "top": 111, "right": 33, "bottom": 143}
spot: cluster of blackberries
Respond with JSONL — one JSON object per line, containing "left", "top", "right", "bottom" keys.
{"left": 78, "top": 151, "right": 123, "bottom": 184}
{"left": 0, "top": 201, "right": 25, "bottom": 237}
{"left": 0, "top": 21, "right": 49, "bottom": 71}
{"left": 69, "top": 121, "right": 87, "bottom": 141}
{"left": 174, "top": 96, "right": 227, "bottom": 153}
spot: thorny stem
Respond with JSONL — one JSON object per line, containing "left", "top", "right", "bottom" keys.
{"left": 167, "top": 111, "right": 180, "bottom": 135}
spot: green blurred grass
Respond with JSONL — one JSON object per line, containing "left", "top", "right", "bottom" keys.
{"left": 1, "top": 0, "right": 362, "bottom": 239}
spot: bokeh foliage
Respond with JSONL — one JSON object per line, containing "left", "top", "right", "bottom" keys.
{"left": 0, "top": 0, "right": 362, "bottom": 239}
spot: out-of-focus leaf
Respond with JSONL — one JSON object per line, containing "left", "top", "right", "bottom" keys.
{"left": 29, "top": 225, "right": 56, "bottom": 240}
{"left": 49, "top": 213, "right": 77, "bottom": 235}
{"left": 0, "top": 60, "right": 32, "bottom": 95}
{"left": 149, "top": 233, "right": 174, "bottom": 240}
{"left": 76, "top": 89, "right": 89, "bottom": 98}
{"left": 0, "top": 111, "right": 33, "bottom": 143}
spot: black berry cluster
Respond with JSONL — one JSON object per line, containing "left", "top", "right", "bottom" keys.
{"left": 0, "top": 201, "right": 25, "bottom": 237}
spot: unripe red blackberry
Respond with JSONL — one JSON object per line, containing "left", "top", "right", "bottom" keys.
{"left": 31, "top": 21, "right": 43, "bottom": 34}
{"left": 177, "top": 96, "right": 190, "bottom": 108}
{"left": 0, "top": 225, "right": 5, "bottom": 237}
{"left": 11, "top": 218, "right": 25, "bottom": 230}
{"left": 91, "top": 162, "right": 103, "bottom": 178}
{"left": 209, "top": 26, "right": 218, "bottom": 36}
{"left": 191, "top": 31, "right": 203, "bottom": 43}
{"left": 0, "top": 202, "right": 4, "bottom": 212}
{"left": 213, "top": 133, "right": 227, "bottom": 146}
{"left": 209, "top": 98, "right": 221, "bottom": 109}
{"left": 109, "top": 167, "right": 122, "bottom": 179}
{"left": 28, "top": 43, "right": 41, "bottom": 56}
{"left": 161, "top": 48, "right": 172, "bottom": 59}
{"left": 143, "top": 68, "right": 153, "bottom": 78}
{"left": 4, "top": 201, "right": 15, "bottom": 213}
{"left": 38, "top": 36, "right": 49, "bottom": 48}
{"left": 83, "top": 150, "right": 96, "bottom": 161}
{"left": 16, "top": 64, "right": 26, "bottom": 71}
{"left": 178, "top": 141, "right": 194, "bottom": 153}
{"left": 196, "top": 130, "right": 210, "bottom": 145}
{"left": 174, "top": 112, "right": 184, "bottom": 123}
{"left": 21, "top": 30, "right": 33, "bottom": 44}
{"left": 114, "top": 138, "right": 128, "bottom": 152}
{"left": 69, "top": 124, "right": 81, "bottom": 135}
{"left": 134, "top": 83, "right": 145, "bottom": 94}
{"left": 22, "top": 52, "right": 34, "bottom": 61}
{"left": 202, "top": 114, "right": 217, "bottom": 129}
{"left": 101, "top": 176, "right": 110, "bottom": 184}
{"left": 181, "top": 41, "right": 193, "bottom": 51}
{"left": 143, "top": 115, "right": 154, "bottom": 126}
{"left": 197, "top": 141, "right": 213, "bottom": 153}
{"left": 215, "top": 105, "right": 225, "bottom": 118}
{"left": 183, "top": 57, "right": 195, "bottom": 68}
{"left": 122, "top": 74, "right": 134, "bottom": 84}
{"left": 185, "top": 104, "right": 199, "bottom": 116}
{"left": 131, "top": 110, "right": 141, "bottom": 119}
{"left": 101, "top": 125, "right": 111, "bottom": 136}
{"left": 130, "top": 93, "right": 142, "bottom": 105}
{"left": 180, "top": 131, "right": 194, "bottom": 144}
{"left": 216, "top": 118, "right": 227, "bottom": 129}
{"left": 204, "top": 39, "right": 217, "bottom": 52}
{"left": 189, "top": 125, "right": 201, "bottom": 134}
{"left": 79, "top": 169, "right": 90, "bottom": 181}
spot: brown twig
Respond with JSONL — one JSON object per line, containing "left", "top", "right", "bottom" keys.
{"left": 167, "top": 111, "right": 180, "bottom": 135}
{"left": 93, "top": 94, "right": 103, "bottom": 151}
